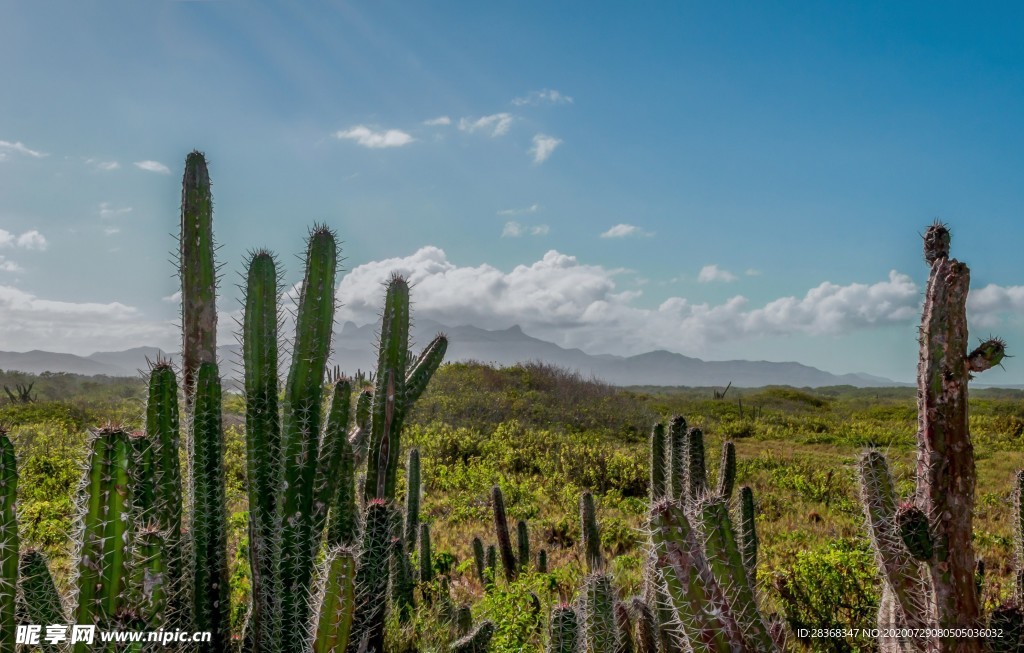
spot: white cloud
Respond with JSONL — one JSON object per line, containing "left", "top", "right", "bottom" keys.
{"left": 16, "top": 231, "right": 47, "bottom": 250}
{"left": 162, "top": 291, "right": 182, "bottom": 303}
{"left": 512, "top": 89, "right": 574, "bottom": 106}
{"left": 458, "top": 113, "right": 514, "bottom": 137}
{"left": 0, "top": 229, "right": 47, "bottom": 250}
{"left": 0, "top": 141, "right": 47, "bottom": 158}
{"left": 134, "top": 160, "right": 171, "bottom": 174}
{"left": 497, "top": 204, "right": 540, "bottom": 216}
{"left": 746, "top": 268, "right": 762, "bottom": 277}
{"left": 502, "top": 222, "right": 549, "bottom": 238}
{"left": 423, "top": 116, "right": 451, "bottom": 126}
{"left": 335, "top": 125, "right": 415, "bottom": 149}
{"left": 0, "top": 258, "right": 22, "bottom": 273}
{"left": 502, "top": 222, "right": 524, "bottom": 238}
{"left": 0, "top": 284, "right": 175, "bottom": 354}
{"left": 600, "top": 224, "right": 653, "bottom": 238}
{"left": 99, "top": 202, "right": 133, "bottom": 219}
{"left": 96, "top": 161, "right": 119, "bottom": 171}
{"left": 334, "top": 248, "right": 924, "bottom": 356}
{"left": 967, "top": 283, "right": 1024, "bottom": 327}
{"left": 530, "top": 134, "right": 562, "bottom": 163}
{"left": 698, "top": 265, "right": 737, "bottom": 283}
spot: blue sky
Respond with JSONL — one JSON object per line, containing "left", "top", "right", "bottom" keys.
{"left": 1, "top": 1, "right": 1023, "bottom": 383}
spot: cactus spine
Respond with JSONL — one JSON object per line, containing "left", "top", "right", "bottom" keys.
{"left": 0, "top": 429, "right": 16, "bottom": 653}
{"left": 858, "top": 223, "right": 1005, "bottom": 653}
{"left": 179, "top": 150, "right": 217, "bottom": 410}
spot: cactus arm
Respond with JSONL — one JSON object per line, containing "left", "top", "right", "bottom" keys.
{"left": 325, "top": 432, "right": 357, "bottom": 549}
{"left": 649, "top": 499, "right": 744, "bottom": 653}
{"left": 391, "top": 536, "right": 415, "bottom": 623}
{"left": 516, "top": 520, "right": 530, "bottom": 573}
{"left": 279, "top": 227, "right": 338, "bottom": 635}
{"left": 404, "top": 448, "right": 421, "bottom": 552}
{"left": 615, "top": 601, "right": 635, "bottom": 653}
{"left": 736, "top": 486, "right": 758, "bottom": 580}
{"left": 0, "top": 430, "right": 17, "bottom": 653}
{"left": 471, "top": 537, "right": 486, "bottom": 583}
{"left": 686, "top": 428, "right": 707, "bottom": 501}
{"left": 667, "top": 416, "right": 687, "bottom": 502}
{"left": 100, "top": 430, "right": 132, "bottom": 619}
{"left": 314, "top": 379, "right": 353, "bottom": 538}
{"left": 419, "top": 523, "right": 434, "bottom": 585}
{"left": 580, "top": 491, "right": 603, "bottom": 573}
{"left": 404, "top": 334, "right": 448, "bottom": 411}
{"left": 581, "top": 574, "right": 619, "bottom": 653}
{"left": 364, "top": 276, "right": 410, "bottom": 502}
{"left": 696, "top": 499, "right": 776, "bottom": 652}
{"left": 548, "top": 605, "right": 580, "bottom": 653}
{"left": 189, "top": 363, "right": 231, "bottom": 650}
{"left": 492, "top": 485, "right": 517, "bottom": 582}
{"left": 312, "top": 546, "right": 356, "bottom": 653}
{"left": 858, "top": 451, "right": 930, "bottom": 642}
{"left": 649, "top": 423, "right": 667, "bottom": 501}
{"left": 716, "top": 441, "right": 736, "bottom": 501}
{"left": 179, "top": 150, "right": 217, "bottom": 407}
{"left": 73, "top": 430, "right": 111, "bottom": 632}
{"left": 628, "top": 598, "right": 658, "bottom": 653}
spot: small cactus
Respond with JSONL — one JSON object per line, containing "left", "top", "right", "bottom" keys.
{"left": 580, "top": 491, "right": 603, "bottom": 573}
{"left": 548, "top": 605, "right": 580, "bottom": 653}
{"left": 492, "top": 485, "right": 517, "bottom": 582}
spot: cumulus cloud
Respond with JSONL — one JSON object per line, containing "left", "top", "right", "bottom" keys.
{"left": 530, "top": 134, "right": 562, "bottom": 163}
{"left": 497, "top": 204, "right": 540, "bottom": 216}
{"left": 502, "top": 222, "right": 549, "bottom": 238}
{"left": 0, "top": 229, "right": 47, "bottom": 250}
{"left": 0, "top": 258, "right": 22, "bottom": 273}
{"left": 0, "top": 284, "right": 175, "bottom": 354}
{"left": 600, "top": 224, "right": 653, "bottom": 238}
{"left": 512, "top": 89, "right": 574, "bottom": 106}
{"left": 335, "top": 125, "right": 415, "bottom": 148}
{"left": 333, "top": 247, "right": 925, "bottom": 356}
{"left": 698, "top": 265, "right": 737, "bottom": 283}
{"left": 0, "top": 140, "right": 47, "bottom": 159}
{"left": 134, "top": 160, "right": 171, "bottom": 174}
{"left": 423, "top": 116, "right": 451, "bottom": 126}
{"left": 458, "top": 113, "right": 514, "bottom": 137}
{"left": 968, "top": 283, "right": 1024, "bottom": 327}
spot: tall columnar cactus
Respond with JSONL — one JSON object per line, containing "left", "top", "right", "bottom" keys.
{"left": 18, "top": 551, "right": 64, "bottom": 650}
{"left": 363, "top": 276, "right": 448, "bottom": 503}
{"left": 349, "top": 500, "right": 392, "bottom": 653}
{"left": 581, "top": 573, "right": 619, "bottom": 653}
{"left": 716, "top": 441, "right": 736, "bottom": 501}
{"left": 472, "top": 537, "right": 486, "bottom": 583}
{"left": 614, "top": 601, "right": 635, "bottom": 653}
{"left": 312, "top": 546, "right": 356, "bottom": 653}
{"left": 737, "top": 485, "right": 758, "bottom": 580}
{"left": 580, "top": 491, "right": 603, "bottom": 573}
{"left": 858, "top": 223, "right": 1006, "bottom": 653}
{"left": 419, "top": 522, "right": 434, "bottom": 586}
{"left": 391, "top": 536, "right": 415, "bottom": 623}
{"left": 548, "top": 605, "right": 580, "bottom": 653}
{"left": 189, "top": 362, "right": 231, "bottom": 651}
{"left": 72, "top": 428, "right": 132, "bottom": 626}
{"left": 492, "top": 485, "right": 517, "bottom": 582}
{"left": 179, "top": 150, "right": 217, "bottom": 409}
{"left": 649, "top": 422, "right": 667, "bottom": 501}
{"left": 667, "top": 416, "right": 687, "bottom": 502}
{"left": 1015, "top": 469, "right": 1024, "bottom": 602}
{"left": 628, "top": 597, "right": 658, "bottom": 653}
{"left": 0, "top": 429, "right": 17, "bottom": 653}
{"left": 405, "top": 448, "right": 421, "bottom": 552}
{"left": 517, "top": 520, "right": 530, "bottom": 573}
{"left": 685, "top": 427, "right": 707, "bottom": 501}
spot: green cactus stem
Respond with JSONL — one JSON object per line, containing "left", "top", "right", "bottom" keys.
{"left": 404, "top": 334, "right": 448, "bottom": 411}
{"left": 716, "top": 441, "right": 736, "bottom": 501}
{"left": 896, "top": 502, "right": 933, "bottom": 562}
{"left": 391, "top": 536, "right": 415, "bottom": 623}
{"left": 131, "top": 525, "right": 167, "bottom": 630}
{"left": 537, "top": 549, "right": 548, "bottom": 574}
{"left": 455, "top": 604, "right": 473, "bottom": 636}
{"left": 0, "top": 429, "right": 17, "bottom": 653}
{"left": 517, "top": 520, "right": 530, "bottom": 573}
{"left": 278, "top": 227, "right": 338, "bottom": 637}
{"left": 450, "top": 620, "right": 494, "bottom": 653}
{"left": 580, "top": 491, "right": 603, "bottom": 573}
{"left": 472, "top": 537, "right": 486, "bottom": 583}
{"left": 419, "top": 523, "right": 434, "bottom": 585}
{"left": 314, "top": 379, "right": 354, "bottom": 541}
{"left": 667, "top": 416, "right": 687, "bottom": 502}
{"left": 649, "top": 422, "right": 667, "bottom": 501}
{"left": 548, "top": 605, "right": 580, "bottom": 653}
{"left": 696, "top": 498, "right": 776, "bottom": 651}
{"left": 627, "top": 598, "right": 657, "bottom": 653}
{"left": 1016, "top": 469, "right": 1024, "bottom": 602}
{"left": 18, "top": 550, "right": 64, "bottom": 648}
{"left": 988, "top": 603, "right": 1024, "bottom": 653}
{"left": 349, "top": 389, "right": 372, "bottom": 466}
{"left": 405, "top": 448, "right": 421, "bottom": 552}
{"left": 179, "top": 150, "right": 217, "bottom": 409}
{"left": 737, "top": 485, "right": 758, "bottom": 578}
{"left": 189, "top": 363, "right": 231, "bottom": 651}
{"left": 649, "top": 498, "right": 745, "bottom": 652}
{"left": 349, "top": 500, "right": 391, "bottom": 653}
{"left": 685, "top": 427, "right": 707, "bottom": 501}
{"left": 492, "top": 485, "right": 517, "bottom": 582}
{"left": 312, "top": 546, "right": 356, "bottom": 653}
{"left": 581, "top": 573, "right": 619, "bottom": 653}
{"left": 144, "top": 362, "right": 184, "bottom": 628}
{"left": 485, "top": 546, "right": 497, "bottom": 586}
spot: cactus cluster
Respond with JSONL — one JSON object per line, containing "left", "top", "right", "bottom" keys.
{"left": 857, "top": 223, "right": 1010, "bottom": 653}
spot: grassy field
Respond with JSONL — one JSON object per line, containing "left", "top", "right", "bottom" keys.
{"left": 3, "top": 363, "right": 1022, "bottom": 652}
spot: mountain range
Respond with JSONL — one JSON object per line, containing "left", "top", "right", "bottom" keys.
{"left": 0, "top": 319, "right": 900, "bottom": 387}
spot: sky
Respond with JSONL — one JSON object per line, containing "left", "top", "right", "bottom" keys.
{"left": 1, "top": 1, "right": 1024, "bottom": 384}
